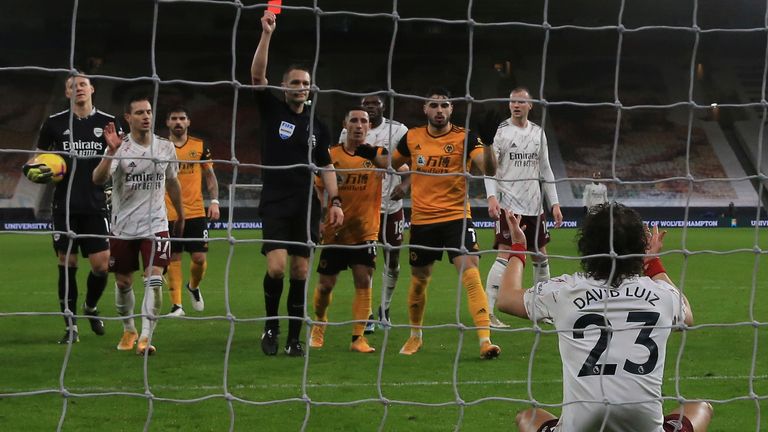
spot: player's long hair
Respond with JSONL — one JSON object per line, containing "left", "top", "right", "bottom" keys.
{"left": 577, "top": 203, "right": 647, "bottom": 287}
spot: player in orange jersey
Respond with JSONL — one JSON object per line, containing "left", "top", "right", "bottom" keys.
{"left": 309, "top": 107, "right": 380, "bottom": 353}
{"left": 163, "top": 107, "right": 220, "bottom": 316}
{"left": 355, "top": 87, "right": 501, "bottom": 359}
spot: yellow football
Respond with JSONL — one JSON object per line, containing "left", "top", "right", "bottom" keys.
{"left": 34, "top": 153, "right": 67, "bottom": 183}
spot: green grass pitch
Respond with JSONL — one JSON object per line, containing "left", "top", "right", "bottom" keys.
{"left": 0, "top": 227, "right": 766, "bottom": 431}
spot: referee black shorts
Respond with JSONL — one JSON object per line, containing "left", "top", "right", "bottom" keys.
{"left": 261, "top": 212, "right": 320, "bottom": 258}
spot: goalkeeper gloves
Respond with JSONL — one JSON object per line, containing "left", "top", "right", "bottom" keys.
{"left": 22, "top": 163, "right": 53, "bottom": 184}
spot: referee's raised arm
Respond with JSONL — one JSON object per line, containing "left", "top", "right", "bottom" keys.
{"left": 251, "top": 10, "right": 276, "bottom": 86}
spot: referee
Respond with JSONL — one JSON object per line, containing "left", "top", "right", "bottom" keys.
{"left": 23, "top": 73, "right": 117, "bottom": 344}
{"left": 250, "top": 10, "right": 343, "bottom": 357}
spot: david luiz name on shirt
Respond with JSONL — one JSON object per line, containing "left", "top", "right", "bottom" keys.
{"left": 571, "top": 285, "right": 662, "bottom": 310}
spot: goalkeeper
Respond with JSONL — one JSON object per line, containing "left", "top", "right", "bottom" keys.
{"left": 497, "top": 204, "right": 713, "bottom": 431}
{"left": 23, "top": 72, "right": 119, "bottom": 344}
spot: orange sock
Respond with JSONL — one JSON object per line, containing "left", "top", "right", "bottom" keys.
{"left": 313, "top": 284, "right": 332, "bottom": 321}
{"left": 462, "top": 267, "right": 491, "bottom": 342}
{"left": 190, "top": 260, "right": 207, "bottom": 289}
{"left": 407, "top": 274, "right": 430, "bottom": 337}
{"left": 167, "top": 260, "right": 182, "bottom": 305}
{"left": 352, "top": 287, "right": 371, "bottom": 337}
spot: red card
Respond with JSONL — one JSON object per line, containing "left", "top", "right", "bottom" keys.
{"left": 268, "top": 0, "right": 282, "bottom": 14}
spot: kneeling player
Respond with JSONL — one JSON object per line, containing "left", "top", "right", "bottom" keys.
{"left": 497, "top": 204, "right": 713, "bottom": 431}
{"left": 309, "top": 107, "right": 380, "bottom": 353}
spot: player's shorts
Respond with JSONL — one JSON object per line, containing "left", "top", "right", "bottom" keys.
{"left": 379, "top": 208, "right": 405, "bottom": 247}
{"left": 261, "top": 211, "right": 319, "bottom": 258}
{"left": 317, "top": 241, "right": 377, "bottom": 275}
{"left": 109, "top": 231, "right": 171, "bottom": 274}
{"left": 494, "top": 209, "right": 551, "bottom": 251}
{"left": 663, "top": 414, "right": 694, "bottom": 432}
{"left": 536, "top": 415, "right": 694, "bottom": 432}
{"left": 51, "top": 212, "right": 110, "bottom": 257}
{"left": 168, "top": 217, "right": 209, "bottom": 254}
{"left": 408, "top": 219, "right": 480, "bottom": 267}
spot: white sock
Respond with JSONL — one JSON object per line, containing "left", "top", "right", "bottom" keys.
{"left": 410, "top": 328, "right": 423, "bottom": 338}
{"left": 485, "top": 258, "right": 506, "bottom": 312}
{"left": 533, "top": 259, "right": 550, "bottom": 284}
{"left": 381, "top": 266, "right": 399, "bottom": 310}
{"left": 140, "top": 276, "right": 163, "bottom": 338}
{"left": 115, "top": 283, "right": 136, "bottom": 332}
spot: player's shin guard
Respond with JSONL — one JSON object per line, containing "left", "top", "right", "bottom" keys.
{"left": 85, "top": 270, "right": 108, "bottom": 311}
{"left": 313, "top": 284, "right": 332, "bottom": 321}
{"left": 190, "top": 260, "right": 207, "bottom": 289}
{"left": 382, "top": 266, "right": 399, "bottom": 310}
{"left": 167, "top": 260, "right": 182, "bottom": 306}
{"left": 485, "top": 258, "right": 506, "bottom": 312}
{"left": 140, "top": 276, "right": 163, "bottom": 338}
{"left": 287, "top": 279, "right": 306, "bottom": 341}
{"left": 462, "top": 267, "right": 492, "bottom": 342}
{"left": 533, "top": 259, "right": 550, "bottom": 284}
{"left": 407, "top": 274, "right": 430, "bottom": 338}
{"left": 58, "top": 265, "right": 78, "bottom": 327}
{"left": 352, "top": 287, "right": 372, "bottom": 337}
{"left": 115, "top": 283, "right": 136, "bottom": 332}
{"left": 263, "top": 274, "right": 283, "bottom": 331}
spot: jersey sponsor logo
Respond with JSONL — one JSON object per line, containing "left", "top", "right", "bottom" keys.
{"left": 443, "top": 144, "right": 454, "bottom": 153}
{"left": 93, "top": 127, "right": 103, "bottom": 138}
{"left": 279, "top": 121, "right": 295, "bottom": 139}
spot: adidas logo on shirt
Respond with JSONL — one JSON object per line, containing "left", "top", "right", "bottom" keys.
{"left": 63, "top": 129, "right": 71, "bottom": 135}
{"left": 415, "top": 144, "right": 422, "bottom": 150}
{"left": 511, "top": 142, "right": 517, "bottom": 148}
{"left": 128, "top": 161, "right": 137, "bottom": 168}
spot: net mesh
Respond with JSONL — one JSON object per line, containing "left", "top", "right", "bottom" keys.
{"left": 1, "top": 0, "right": 767, "bottom": 430}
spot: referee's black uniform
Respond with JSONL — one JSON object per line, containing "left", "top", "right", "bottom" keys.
{"left": 37, "top": 107, "right": 119, "bottom": 332}
{"left": 254, "top": 89, "right": 331, "bottom": 354}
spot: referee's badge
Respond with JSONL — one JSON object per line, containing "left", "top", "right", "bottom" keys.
{"left": 279, "top": 121, "right": 295, "bottom": 140}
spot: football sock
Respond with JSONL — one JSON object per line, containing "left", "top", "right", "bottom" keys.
{"left": 85, "top": 270, "right": 108, "bottom": 311}
{"left": 313, "top": 284, "right": 332, "bottom": 321}
{"left": 58, "top": 265, "right": 78, "bottom": 327}
{"left": 485, "top": 258, "right": 506, "bottom": 311}
{"left": 462, "top": 267, "right": 491, "bottom": 341}
{"left": 382, "top": 266, "right": 399, "bottom": 311}
{"left": 115, "top": 283, "right": 136, "bottom": 332}
{"left": 352, "top": 287, "right": 372, "bottom": 337}
{"left": 263, "top": 274, "right": 283, "bottom": 331}
{"left": 140, "top": 276, "right": 163, "bottom": 338}
{"left": 190, "top": 259, "right": 207, "bottom": 290}
{"left": 407, "top": 274, "right": 430, "bottom": 338}
{"left": 287, "top": 279, "right": 306, "bottom": 341}
{"left": 167, "top": 260, "right": 183, "bottom": 306}
{"left": 533, "top": 259, "right": 550, "bottom": 284}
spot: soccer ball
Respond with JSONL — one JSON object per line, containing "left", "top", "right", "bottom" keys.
{"left": 34, "top": 153, "right": 67, "bottom": 183}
